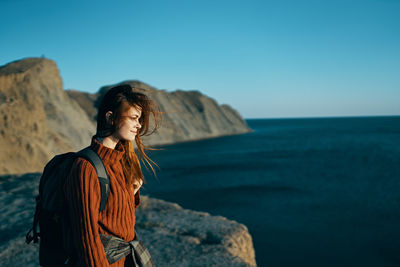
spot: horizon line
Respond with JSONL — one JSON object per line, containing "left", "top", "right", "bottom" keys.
{"left": 244, "top": 114, "right": 400, "bottom": 120}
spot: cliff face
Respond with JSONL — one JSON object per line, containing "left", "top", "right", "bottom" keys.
{"left": 0, "top": 58, "right": 251, "bottom": 175}
{"left": 0, "top": 173, "right": 257, "bottom": 267}
{"left": 0, "top": 58, "right": 95, "bottom": 175}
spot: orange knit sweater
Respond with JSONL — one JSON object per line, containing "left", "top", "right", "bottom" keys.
{"left": 64, "top": 136, "right": 141, "bottom": 267}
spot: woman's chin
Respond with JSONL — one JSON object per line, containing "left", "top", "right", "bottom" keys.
{"left": 128, "top": 133, "right": 137, "bottom": 141}
{"left": 120, "top": 134, "right": 136, "bottom": 142}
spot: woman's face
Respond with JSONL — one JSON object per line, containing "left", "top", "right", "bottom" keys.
{"left": 112, "top": 103, "right": 142, "bottom": 142}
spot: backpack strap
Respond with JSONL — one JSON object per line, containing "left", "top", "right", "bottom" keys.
{"left": 77, "top": 147, "right": 110, "bottom": 212}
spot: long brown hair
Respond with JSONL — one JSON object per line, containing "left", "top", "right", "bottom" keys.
{"left": 96, "top": 84, "right": 161, "bottom": 187}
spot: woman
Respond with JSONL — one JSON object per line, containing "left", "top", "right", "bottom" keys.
{"left": 64, "top": 84, "right": 161, "bottom": 266}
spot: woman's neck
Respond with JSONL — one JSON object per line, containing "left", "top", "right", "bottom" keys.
{"left": 96, "top": 135, "right": 119, "bottom": 149}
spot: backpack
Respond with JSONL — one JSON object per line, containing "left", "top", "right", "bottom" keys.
{"left": 26, "top": 146, "right": 110, "bottom": 266}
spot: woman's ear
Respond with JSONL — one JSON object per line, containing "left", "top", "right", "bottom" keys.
{"left": 105, "top": 111, "right": 113, "bottom": 125}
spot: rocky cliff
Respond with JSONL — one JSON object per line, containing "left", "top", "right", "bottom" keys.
{"left": 0, "top": 173, "right": 257, "bottom": 267}
{"left": 0, "top": 58, "right": 95, "bottom": 175}
{"left": 0, "top": 57, "right": 251, "bottom": 175}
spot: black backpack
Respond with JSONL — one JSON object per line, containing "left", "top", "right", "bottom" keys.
{"left": 26, "top": 147, "right": 110, "bottom": 266}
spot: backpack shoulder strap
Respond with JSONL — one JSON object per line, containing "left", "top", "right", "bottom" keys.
{"left": 77, "top": 147, "right": 110, "bottom": 212}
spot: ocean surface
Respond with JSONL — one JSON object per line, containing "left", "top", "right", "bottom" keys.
{"left": 142, "top": 116, "right": 400, "bottom": 267}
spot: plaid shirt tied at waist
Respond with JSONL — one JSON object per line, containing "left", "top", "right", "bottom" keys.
{"left": 99, "top": 232, "right": 155, "bottom": 267}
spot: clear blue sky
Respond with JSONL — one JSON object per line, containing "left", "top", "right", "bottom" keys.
{"left": 1, "top": 0, "right": 399, "bottom": 118}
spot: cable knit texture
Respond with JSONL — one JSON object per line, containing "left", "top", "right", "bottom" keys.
{"left": 64, "top": 136, "right": 141, "bottom": 267}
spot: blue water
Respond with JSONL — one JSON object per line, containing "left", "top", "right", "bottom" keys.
{"left": 142, "top": 116, "right": 400, "bottom": 267}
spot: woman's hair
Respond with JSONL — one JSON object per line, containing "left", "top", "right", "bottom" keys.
{"left": 96, "top": 84, "right": 161, "bottom": 187}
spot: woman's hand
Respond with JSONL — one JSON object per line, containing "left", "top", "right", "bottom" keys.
{"left": 133, "top": 179, "right": 143, "bottom": 195}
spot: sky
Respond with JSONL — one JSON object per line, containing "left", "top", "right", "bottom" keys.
{"left": 1, "top": 0, "right": 399, "bottom": 119}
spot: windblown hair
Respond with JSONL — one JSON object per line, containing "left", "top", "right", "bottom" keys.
{"left": 96, "top": 84, "right": 161, "bottom": 187}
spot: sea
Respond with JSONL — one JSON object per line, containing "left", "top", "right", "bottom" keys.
{"left": 142, "top": 116, "right": 400, "bottom": 267}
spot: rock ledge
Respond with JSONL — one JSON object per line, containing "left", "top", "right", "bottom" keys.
{"left": 136, "top": 196, "right": 257, "bottom": 266}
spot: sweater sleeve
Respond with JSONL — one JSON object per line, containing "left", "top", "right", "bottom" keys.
{"left": 64, "top": 158, "right": 110, "bottom": 267}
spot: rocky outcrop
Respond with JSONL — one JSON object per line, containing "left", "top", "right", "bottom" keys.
{"left": 0, "top": 58, "right": 95, "bottom": 175}
{"left": 136, "top": 196, "right": 256, "bottom": 266}
{"left": 0, "top": 58, "right": 251, "bottom": 175}
{"left": 0, "top": 173, "right": 257, "bottom": 266}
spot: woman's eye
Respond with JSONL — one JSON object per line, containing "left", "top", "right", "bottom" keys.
{"left": 124, "top": 115, "right": 140, "bottom": 123}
